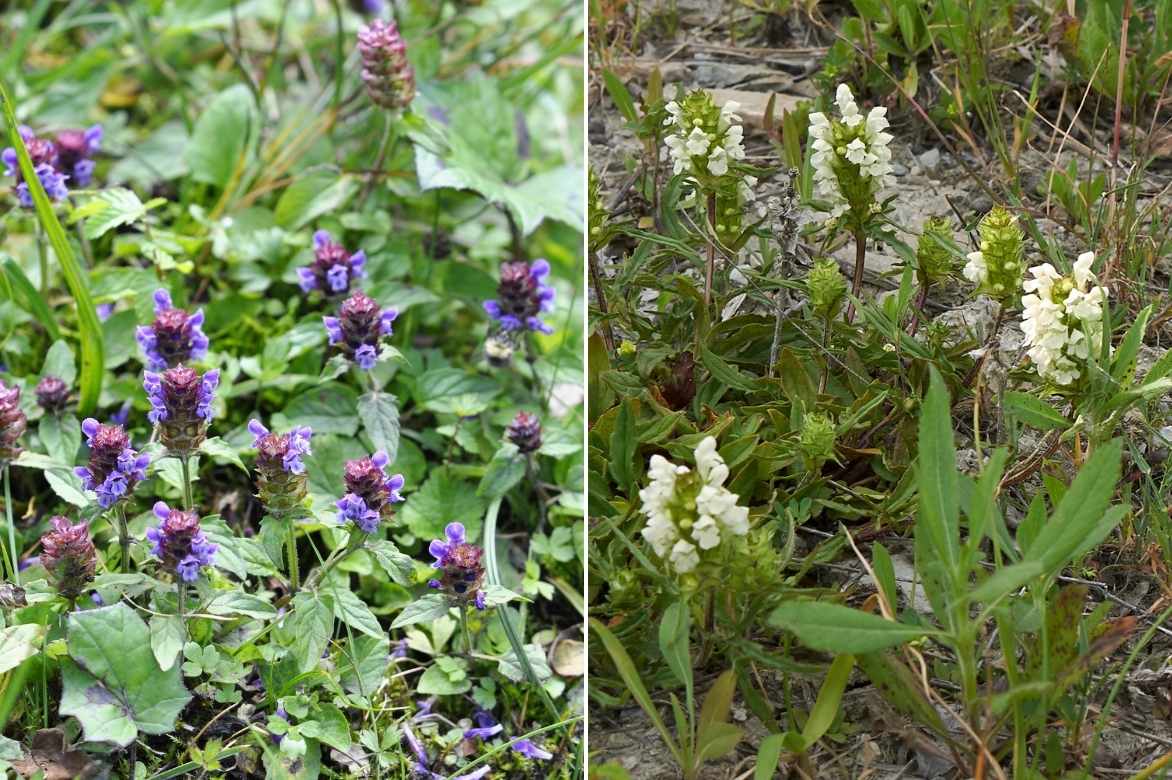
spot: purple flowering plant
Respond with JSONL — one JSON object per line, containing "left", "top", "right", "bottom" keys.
{"left": 0, "top": 3, "right": 582, "bottom": 774}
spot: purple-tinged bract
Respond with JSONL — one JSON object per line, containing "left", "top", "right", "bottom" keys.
{"left": 505, "top": 411, "right": 542, "bottom": 454}
{"left": 357, "top": 19, "right": 415, "bottom": 110}
{"left": 298, "top": 230, "right": 367, "bottom": 295}
{"left": 146, "top": 501, "right": 217, "bottom": 582}
{"left": 35, "top": 376, "right": 70, "bottom": 414}
{"left": 483, "top": 259, "right": 555, "bottom": 334}
{"left": 249, "top": 419, "right": 313, "bottom": 515}
{"left": 74, "top": 418, "right": 149, "bottom": 509}
{"left": 136, "top": 289, "right": 209, "bottom": 371}
{"left": 40, "top": 516, "right": 96, "bottom": 599}
{"left": 427, "top": 522, "right": 487, "bottom": 610}
{"left": 143, "top": 365, "right": 219, "bottom": 455}
{"left": 336, "top": 450, "right": 404, "bottom": 533}
{"left": 1, "top": 126, "right": 68, "bottom": 208}
{"left": 323, "top": 290, "right": 397, "bottom": 371}
{"left": 52, "top": 125, "right": 101, "bottom": 187}
{"left": 0, "top": 381, "right": 27, "bottom": 464}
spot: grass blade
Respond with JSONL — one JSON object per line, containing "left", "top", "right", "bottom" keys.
{"left": 0, "top": 79, "right": 104, "bottom": 414}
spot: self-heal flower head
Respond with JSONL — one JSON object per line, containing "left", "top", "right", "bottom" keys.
{"left": 135, "top": 289, "right": 209, "bottom": 371}
{"left": 427, "top": 522, "right": 487, "bottom": 610}
{"left": 505, "top": 411, "right": 542, "bottom": 454}
{"left": 663, "top": 91, "right": 747, "bottom": 183}
{"left": 483, "top": 259, "right": 555, "bottom": 334}
{"left": 297, "top": 230, "right": 367, "bottom": 295}
{"left": 146, "top": 501, "right": 217, "bottom": 582}
{"left": 1020, "top": 251, "right": 1108, "bottom": 386}
{"left": 0, "top": 381, "right": 27, "bottom": 465}
{"left": 807, "top": 83, "right": 894, "bottom": 223}
{"left": 337, "top": 450, "right": 405, "bottom": 532}
{"left": 52, "top": 125, "right": 102, "bottom": 188}
{"left": 249, "top": 419, "right": 313, "bottom": 516}
{"left": 915, "top": 216, "right": 956, "bottom": 284}
{"left": 797, "top": 413, "right": 837, "bottom": 470}
{"left": 963, "top": 206, "right": 1024, "bottom": 303}
{"left": 357, "top": 19, "right": 415, "bottom": 111}
{"left": 806, "top": 259, "right": 848, "bottom": 319}
{"left": 324, "top": 290, "right": 398, "bottom": 371}
{"left": 143, "top": 366, "right": 220, "bottom": 456}
{"left": 1, "top": 126, "right": 68, "bottom": 208}
{"left": 40, "top": 516, "right": 96, "bottom": 600}
{"left": 74, "top": 418, "right": 149, "bottom": 509}
{"left": 35, "top": 375, "right": 70, "bottom": 414}
{"left": 639, "top": 435, "right": 750, "bottom": 575}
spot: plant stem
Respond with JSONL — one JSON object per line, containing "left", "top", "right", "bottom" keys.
{"left": 177, "top": 581, "right": 187, "bottom": 626}
{"left": 180, "top": 455, "right": 194, "bottom": 511}
{"left": 4, "top": 466, "right": 17, "bottom": 586}
{"left": 460, "top": 601, "right": 473, "bottom": 654}
{"left": 116, "top": 504, "right": 130, "bottom": 574}
{"left": 589, "top": 251, "right": 616, "bottom": 356}
{"left": 818, "top": 311, "right": 833, "bottom": 395}
{"left": 845, "top": 228, "right": 866, "bottom": 323}
{"left": 703, "top": 192, "right": 717, "bottom": 307}
{"left": 286, "top": 519, "right": 300, "bottom": 591}
{"left": 36, "top": 223, "right": 48, "bottom": 296}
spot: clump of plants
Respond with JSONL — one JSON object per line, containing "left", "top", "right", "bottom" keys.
{"left": 0, "top": 2, "right": 583, "bottom": 777}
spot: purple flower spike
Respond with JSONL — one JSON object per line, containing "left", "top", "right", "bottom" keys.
{"left": 75, "top": 418, "right": 148, "bottom": 509}
{"left": 324, "top": 290, "right": 397, "bottom": 371}
{"left": 427, "top": 522, "right": 486, "bottom": 609}
{"left": 35, "top": 376, "right": 70, "bottom": 413}
{"left": 513, "top": 739, "right": 553, "bottom": 761}
{"left": 251, "top": 419, "right": 313, "bottom": 516}
{"left": 298, "top": 230, "right": 367, "bottom": 296}
{"left": 2, "top": 126, "right": 70, "bottom": 208}
{"left": 137, "top": 289, "right": 209, "bottom": 371}
{"left": 40, "top": 516, "right": 96, "bottom": 599}
{"left": 357, "top": 19, "right": 415, "bottom": 110}
{"left": 144, "top": 366, "right": 218, "bottom": 455}
{"left": 337, "top": 450, "right": 405, "bottom": 532}
{"left": 53, "top": 125, "right": 102, "bottom": 187}
{"left": 506, "top": 411, "right": 542, "bottom": 454}
{"left": 0, "top": 382, "right": 25, "bottom": 464}
{"left": 146, "top": 501, "right": 217, "bottom": 582}
{"left": 484, "top": 259, "right": 556, "bottom": 335}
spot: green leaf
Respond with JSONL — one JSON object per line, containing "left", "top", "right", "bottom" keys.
{"left": 416, "top": 368, "right": 500, "bottom": 416}
{"left": 400, "top": 467, "right": 484, "bottom": 542}
{"left": 968, "top": 560, "right": 1045, "bottom": 606}
{"left": 1, "top": 79, "right": 104, "bottom": 414}
{"left": 391, "top": 594, "right": 450, "bottom": 629}
{"left": 417, "top": 656, "right": 471, "bottom": 695}
{"left": 279, "top": 383, "right": 359, "bottom": 436}
{"left": 800, "top": 654, "right": 854, "bottom": 748}
{"left": 149, "top": 614, "right": 186, "bottom": 672}
{"left": 274, "top": 172, "right": 358, "bottom": 230}
{"left": 41, "top": 340, "right": 77, "bottom": 386}
{"left": 199, "top": 437, "right": 247, "bottom": 473}
{"left": 1111, "top": 304, "right": 1152, "bottom": 383}
{"left": 206, "top": 590, "right": 278, "bottom": 620}
{"left": 917, "top": 369, "right": 960, "bottom": 580}
{"left": 61, "top": 603, "right": 191, "bottom": 746}
{"left": 602, "top": 70, "right": 639, "bottom": 123}
{"left": 477, "top": 444, "right": 526, "bottom": 499}
{"left": 590, "top": 618, "right": 683, "bottom": 765}
{"left": 1024, "top": 439, "right": 1123, "bottom": 574}
{"left": 756, "top": 734, "right": 786, "bottom": 780}
{"left": 199, "top": 515, "right": 278, "bottom": 579}
{"left": 697, "top": 670, "right": 742, "bottom": 761}
{"left": 768, "top": 601, "right": 939, "bottom": 653}
{"left": 323, "top": 586, "right": 383, "bottom": 639}
{"left": 700, "top": 344, "right": 759, "bottom": 392}
{"left": 608, "top": 400, "right": 636, "bottom": 494}
{"left": 280, "top": 593, "right": 334, "bottom": 674}
{"left": 497, "top": 643, "right": 552, "bottom": 683}
{"left": 658, "top": 601, "right": 692, "bottom": 699}
{"left": 299, "top": 703, "right": 351, "bottom": 751}
{"left": 366, "top": 540, "right": 414, "bottom": 586}
{"left": 70, "top": 188, "right": 165, "bottom": 239}
{"left": 184, "top": 84, "right": 257, "bottom": 189}
{"left": 1, "top": 257, "right": 60, "bottom": 339}
{"left": 1003, "top": 391, "right": 1068, "bottom": 431}
{"left": 0, "top": 624, "right": 44, "bottom": 674}
{"left": 337, "top": 634, "right": 389, "bottom": 697}
{"left": 39, "top": 413, "right": 80, "bottom": 465}
{"left": 357, "top": 391, "right": 400, "bottom": 465}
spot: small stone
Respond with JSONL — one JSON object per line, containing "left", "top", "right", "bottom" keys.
{"left": 918, "top": 147, "right": 941, "bottom": 171}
